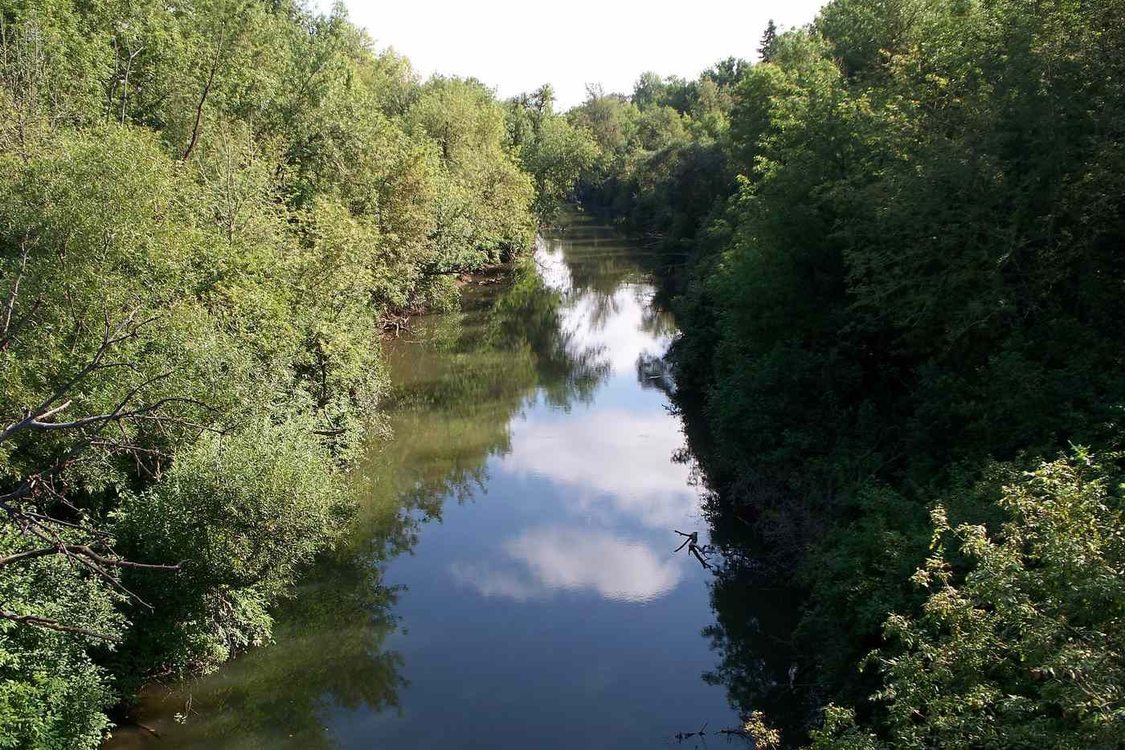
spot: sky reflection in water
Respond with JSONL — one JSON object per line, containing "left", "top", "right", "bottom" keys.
{"left": 446, "top": 239, "right": 700, "bottom": 606}
{"left": 107, "top": 214, "right": 739, "bottom": 750}
{"left": 361, "top": 221, "right": 735, "bottom": 748}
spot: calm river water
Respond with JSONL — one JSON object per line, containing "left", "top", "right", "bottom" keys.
{"left": 107, "top": 212, "right": 754, "bottom": 749}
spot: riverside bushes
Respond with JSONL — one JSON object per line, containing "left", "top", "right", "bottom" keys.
{"left": 0, "top": 0, "right": 540, "bottom": 745}
{"left": 575, "top": 0, "right": 1125, "bottom": 745}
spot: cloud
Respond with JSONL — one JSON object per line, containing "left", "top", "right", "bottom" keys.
{"left": 537, "top": 243, "right": 674, "bottom": 375}
{"left": 450, "top": 527, "right": 684, "bottom": 603}
{"left": 503, "top": 409, "right": 701, "bottom": 530}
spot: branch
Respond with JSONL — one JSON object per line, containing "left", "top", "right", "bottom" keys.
{"left": 0, "top": 607, "right": 120, "bottom": 642}
{"left": 0, "top": 309, "right": 206, "bottom": 637}
{"left": 59, "top": 544, "right": 158, "bottom": 610}
{"left": 182, "top": 21, "right": 227, "bottom": 161}
{"left": 63, "top": 544, "right": 181, "bottom": 572}
{"left": 87, "top": 438, "right": 168, "bottom": 457}
{"left": 11, "top": 373, "right": 173, "bottom": 435}
{"left": 0, "top": 540, "right": 178, "bottom": 572}
{"left": 0, "top": 546, "right": 56, "bottom": 568}
{"left": 0, "top": 310, "right": 162, "bottom": 443}
{"left": 2, "top": 237, "right": 29, "bottom": 340}
{"left": 1, "top": 373, "right": 214, "bottom": 444}
{"left": 23, "top": 511, "right": 112, "bottom": 540}
{"left": 0, "top": 434, "right": 90, "bottom": 506}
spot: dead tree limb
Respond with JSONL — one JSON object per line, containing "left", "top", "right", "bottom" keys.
{"left": 0, "top": 544, "right": 180, "bottom": 572}
{"left": 673, "top": 530, "right": 714, "bottom": 570}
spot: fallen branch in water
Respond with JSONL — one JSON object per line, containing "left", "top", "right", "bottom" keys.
{"left": 673, "top": 530, "right": 715, "bottom": 570}
{"left": 673, "top": 712, "right": 780, "bottom": 747}
{"left": 380, "top": 314, "right": 411, "bottom": 337}
{"left": 673, "top": 722, "right": 708, "bottom": 741}
{"left": 672, "top": 726, "right": 759, "bottom": 743}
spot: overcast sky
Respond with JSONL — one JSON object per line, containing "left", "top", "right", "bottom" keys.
{"left": 324, "top": 0, "right": 828, "bottom": 110}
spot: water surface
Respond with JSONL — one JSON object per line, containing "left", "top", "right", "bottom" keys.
{"left": 108, "top": 212, "right": 745, "bottom": 749}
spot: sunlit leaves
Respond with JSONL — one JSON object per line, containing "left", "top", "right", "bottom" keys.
{"left": 0, "top": 0, "right": 540, "bottom": 744}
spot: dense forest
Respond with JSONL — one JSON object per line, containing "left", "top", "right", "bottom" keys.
{"left": 0, "top": 0, "right": 600, "bottom": 746}
{"left": 570, "top": 0, "right": 1125, "bottom": 747}
{"left": 3, "top": 0, "right": 1123, "bottom": 746}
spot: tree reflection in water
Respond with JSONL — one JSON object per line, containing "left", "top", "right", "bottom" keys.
{"left": 110, "top": 213, "right": 773, "bottom": 750}
{"left": 108, "top": 538, "right": 405, "bottom": 749}
{"left": 670, "top": 403, "right": 821, "bottom": 748}
{"left": 700, "top": 520, "right": 816, "bottom": 747}
{"left": 109, "top": 251, "right": 614, "bottom": 749}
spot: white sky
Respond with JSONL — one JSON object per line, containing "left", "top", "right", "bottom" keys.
{"left": 324, "top": 0, "right": 829, "bottom": 110}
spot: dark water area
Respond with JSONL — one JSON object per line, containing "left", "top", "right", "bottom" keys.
{"left": 107, "top": 212, "right": 807, "bottom": 750}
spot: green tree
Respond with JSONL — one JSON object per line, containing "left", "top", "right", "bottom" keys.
{"left": 578, "top": 0, "right": 1125, "bottom": 744}
{"left": 758, "top": 19, "right": 779, "bottom": 62}
{"left": 0, "top": 0, "right": 546, "bottom": 743}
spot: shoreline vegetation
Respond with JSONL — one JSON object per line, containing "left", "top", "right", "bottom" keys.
{"left": 2, "top": 0, "right": 1123, "bottom": 748}
{"left": 566, "top": 0, "right": 1124, "bottom": 747}
{"left": 108, "top": 241, "right": 614, "bottom": 746}
{"left": 0, "top": 0, "right": 595, "bottom": 745}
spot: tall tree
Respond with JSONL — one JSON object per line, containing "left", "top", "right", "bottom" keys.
{"left": 758, "top": 19, "right": 778, "bottom": 62}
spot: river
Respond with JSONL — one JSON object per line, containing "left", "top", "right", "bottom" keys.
{"left": 107, "top": 211, "right": 761, "bottom": 749}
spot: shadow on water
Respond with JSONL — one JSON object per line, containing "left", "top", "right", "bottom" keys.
{"left": 107, "top": 209, "right": 811, "bottom": 750}
{"left": 700, "top": 516, "right": 819, "bottom": 746}
{"left": 670, "top": 382, "right": 823, "bottom": 747}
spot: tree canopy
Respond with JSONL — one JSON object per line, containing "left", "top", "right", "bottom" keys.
{"left": 573, "top": 0, "right": 1125, "bottom": 746}
{"left": 0, "top": 0, "right": 548, "bottom": 745}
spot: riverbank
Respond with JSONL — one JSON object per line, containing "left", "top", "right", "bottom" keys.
{"left": 566, "top": 2, "right": 1125, "bottom": 745}
{"left": 0, "top": 3, "right": 549, "bottom": 745}
{"left": 104, "top": 213, "right": 757, "bottom": 749}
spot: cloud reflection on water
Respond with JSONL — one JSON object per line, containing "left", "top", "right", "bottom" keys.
{"left": 562, "top": 290, "right": 671, "bottom": 374}
{"left": 504, "top": 409, "right": 700, "bottom": 530}
{"left": 450, "top": 527, "right": 683, "bottom": 604}
{"left": 537, "top": 241, "right": 674, "bottom": 377}
{"left": 449, "top": 234, "right": 703, "bottom": 606}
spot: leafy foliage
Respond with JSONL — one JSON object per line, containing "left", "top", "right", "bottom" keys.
{"left": 0, "top": 0, "right": 540, "bottom": 745}
{"left": 579, "top": 0, "right": 1125, "bottom": 746}
{"left": 874, "top": 453, "right": 1125, "bottom": 749}
{"left": 506, "top": 85, "right": 600, "bottom": 221}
